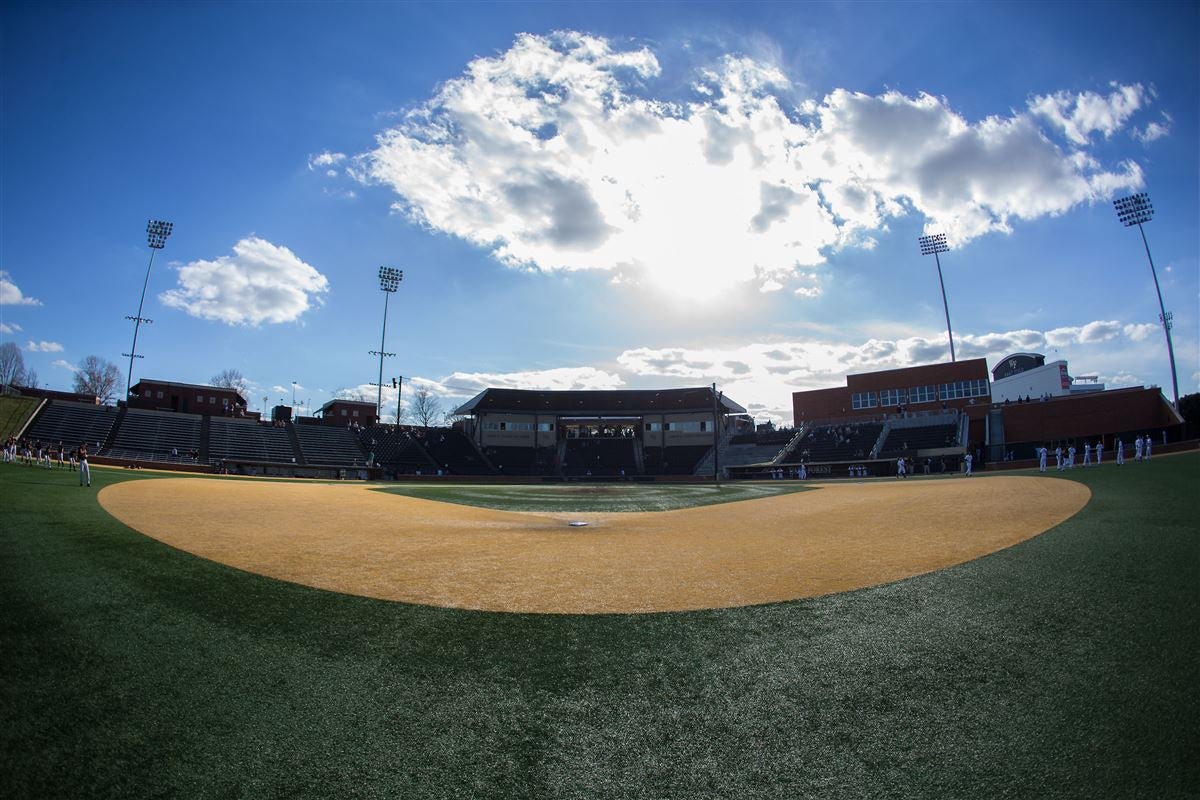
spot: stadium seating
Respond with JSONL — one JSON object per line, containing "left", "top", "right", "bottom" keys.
{"left": 357, "top": 425, "right": 439, "bottom": 474}
{"left": 643, "top": 445, "right": 712, "bottom": 475}
{"left": 421, "top": 428, "right": 492, "bottom": 475}
{"left": 293, "top": 424, "right": 367, "bottom": 466}
{"left": 23, "top": 401, "right": 119, "bottom": 451}
{"left": 878, "top": 423, "right": 959, "bottom": 457}
{"left": 209, "top": 417, "right": 297, "bottom": 464}
{"left": 790, "top": 423, "right": 883, "bottom": 463}
{"left": 562, "top": 438, "right": 636, "bottom": 476}
{"left": 485, "top": 445, "right": 557, "bottom": 476}
{"left": 106, "top": 407, "right": 202, "bottom": 464}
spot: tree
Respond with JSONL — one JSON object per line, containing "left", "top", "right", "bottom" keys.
{"left": 409, "top": 385, "right": 442, "bottom": 428}
{"left": 211, "top": 368, "right": 249, "bottom": 398}
{"left": 73, "top": 355, "right": 121, "bottom": 403}
{"left": 0, "top": 342, "right": 25, "bottom": 387}
{"left": 22, "top": 368, "right": 38, "bottom": 390}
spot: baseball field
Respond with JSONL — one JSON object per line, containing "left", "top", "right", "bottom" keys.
{"left": 2, "top": 454, "right": 1197, "bottom": 798}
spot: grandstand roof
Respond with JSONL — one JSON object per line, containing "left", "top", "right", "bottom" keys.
{"left": 455, "top": 387, "right": 747, "bottom": 416}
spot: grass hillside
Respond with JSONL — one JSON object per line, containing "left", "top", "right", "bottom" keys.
{"left": 0, "top": 394, "right": 39, "bottom": 439}
{"left": 1, "top": 456, "right": 1197, "bottom": 799}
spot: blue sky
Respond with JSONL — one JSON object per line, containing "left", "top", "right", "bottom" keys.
{"left": 2, "top": 1, "right": 1197, "bottom": 424}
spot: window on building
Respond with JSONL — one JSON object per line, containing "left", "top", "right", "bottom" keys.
{"left": 209, "top": 396, "right": 217, "bottom": 404}
{"left": 646, "top": 422, "right": 662, "bottom": 432}
{"left": 908, "top": 385, "right": 936, "bottom": 404}
{"left": 537, "top": 422, "right": 554, "bottom": 432}
{"left": 156, "top": 390, "right": 164, "bottom": 400}
{"left": 197, "top": 394, "right": 204, "bottom": 404}
{"left": 879, "top": 388, "right": 906, "bottom": 406}
{"left": 851, "top": 392, "right": 878, "bottom": 410}
{"left": 341, "top": 409, "right": 347, "bottom": 416}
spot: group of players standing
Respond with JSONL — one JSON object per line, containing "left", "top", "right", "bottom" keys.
{"left": 1036, "top": 434, "right": 1157, "bottom": 472}
{"left": 3, "top": 436, "right": 91, "bottom": 486}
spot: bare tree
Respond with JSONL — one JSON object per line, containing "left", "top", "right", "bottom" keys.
{"left": 409, "top": 385, "right": 442, "bottom": 428}
{"left": 0, "top": 342, "right": 24, "bottom": 387}
{"left": 22, "top": 368, "right": 38, "bottom": 390}
{"left": 73, "top": 355, "right": 121, "bottom": 403}
{"left": 210, "top": 368, "right": 249, "bottom": 398}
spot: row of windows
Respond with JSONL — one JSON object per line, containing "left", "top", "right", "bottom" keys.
{"left": 483, "top": 421, "right": 554, "bottom": 432}
{"left": 852, "top": 379, "right": 989, "bottom": 409}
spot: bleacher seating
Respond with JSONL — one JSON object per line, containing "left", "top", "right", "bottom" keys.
{"left": 719, "top": 442, "right": 788, "bottom": 468}
{"left": 790, "top": 423, "right": 883, "bottom": 463}
{"left": 294, "top": 424, "right": 367, "bottom": 466}
{"left": 106, "top": 407, "right": 202, "bottom": 464}
{"left": 358, "top": 426, "right": 438, "bottom": 474}
{"left": 422, "top": 428, "right": 492, "bottom": 475}
{"left": 23, "top": 401, "right": 119, "bottom": 450}
{"left": 878, "top": 423, "right": 959, "bottom": 457}
{"left": 209, "top": 417, "right": 296, "bottom": 464}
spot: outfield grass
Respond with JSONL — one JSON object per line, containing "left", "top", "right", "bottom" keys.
{"left": 1, "top": 456, "right": 1197, "bottom": 798}
{"left": 379, "top": 480, "right": 809, "bottom": 512}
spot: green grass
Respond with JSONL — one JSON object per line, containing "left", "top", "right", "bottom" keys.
{"left": 0, "top": 394, "right": 39, "bottom": 440}
{"left": 1, "top": 456, "right": 1197, "bottom": 798}
{"left": 378, "top": 480, "right": 810, "bottom": 512}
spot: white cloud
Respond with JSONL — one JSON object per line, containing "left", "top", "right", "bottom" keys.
{"left": 432, "top": 366, "right": 624, "bottom": 396}
{"left": 350, "top": 32, "right": 1145, "bottom": 298}
{"left": 1029, "top": 82, "right": 1147, "bottom": 145}
{"left": 24, "top": 340, "right": 63, "bottom": 352}
{"left": 52, "top": 359, "right": 77, "bottom": 372}
{"left": 160, "top": 237, "right": 330, "bottom": 326}
{"left": 0, "top": 271, "right": 42, "bottom": 306}
{"left": 1133, "top": 117, "right": 1171, "bottom": 144}
{"left": 0, "top": 322, "right": 21, "bottom": 334}
{"left": 308, "top": 151, "right": 347, "bottom": 171}
{"left": 1123, "top": 322, "right": 1158, "bottom": 341}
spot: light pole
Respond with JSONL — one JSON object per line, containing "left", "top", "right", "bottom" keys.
{"left": 292, "top": 381, "right": 297, "bottom": 408}
{"left": 918, "top": 233, "right": 955, "bottom": 362}
{"left": 370, "top": 267, "right": 402, "bottom": 421}
{"left": 1114, "top": 192, "right": 1179, "bottom": 409}
{"left": 124, "top": 219, "right": 173, "bottom": 400}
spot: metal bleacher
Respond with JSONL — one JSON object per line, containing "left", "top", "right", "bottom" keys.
{"left": 293, "top": 424, "right": 366, "bottom": 466}
{"left": 209, "top": 417, "right": 297, "bottom": 464}
{"left": 106, "top": 407, "right": 202, "bottom": 464}
{"left": 23, "top": 401, "right": 119, "bottom": 450}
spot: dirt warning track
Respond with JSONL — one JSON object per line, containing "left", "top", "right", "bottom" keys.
{"left": 98, "top": 476, "right": 1089, "bottom": 614}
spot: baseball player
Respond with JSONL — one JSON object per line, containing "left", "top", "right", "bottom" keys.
{"left": 1095, "top": 440, "right": 1103, "bottom": 465}
{"left": 1134, "top": 435, "right": 1143, "bottom": 462}
{"left": 1038, "top": 446, "right": 1048, "bottom": 473}
{"left": 1082, "top": 442, "right": 1092, "bottom": 467}
{"left": 964, "top": 452, "right": 973, "bottom": 476}
{"left": 1116, "top": 438, "right": 1125, "bottom": 466}
{"left": 78, "top": 443, "right": 91, "bottom": 487}
{"left": 1055, "top": 446, "right": 1063, "bottom": 471}
{"left": 1144, "top": 436, "right": 1152, "bottom": 460}
{"left": 1067, "top": 445, "right": 1076, "bottom": 469}
{"left": 897, "top": 456, "right": 907, "bottom": 479}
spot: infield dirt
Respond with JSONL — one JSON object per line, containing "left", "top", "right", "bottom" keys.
{"left": 99, "top": 476, "right": 1089, "bottom": 614}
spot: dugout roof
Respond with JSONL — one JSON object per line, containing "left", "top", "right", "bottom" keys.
{"left": 455, "top": 387, "right": 747, "bottom": 417}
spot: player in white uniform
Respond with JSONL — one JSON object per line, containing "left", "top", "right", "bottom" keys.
{"left": 1144, "top": 436, "right": 1152, "bottom": 460}
{"left": 1095, "top": 440, "right": 1103, "bottom": 465}
{"left": 1038, "top": 446, "right": 1048, "bottom": 472}
{"left": 964, "top": 452, "right": 973, "bottom": 476}
{"left": 78, "top": 443, "right": 91, "bottom": 487}
{"left": 1067, "top": 445, "right": 1076, "bottom": 469}
{"left": 1134, "top": 435, "right": 1143, "bottom": 462}
{"left": 897, "top": 456, "right": 907, "bottom": 479}
{"left": 1116, "top": 438, "right": 1125, "bottom": 466}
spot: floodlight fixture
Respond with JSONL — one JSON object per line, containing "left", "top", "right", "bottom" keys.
{"left": 125, "top": 218, "right": 174, "bottom": 399}
{"left": 1114, "top": 192, "right": 1153, "bottom": 227}
{"left": 379, "top": 266, "right": 403, "bottom": 292}
{"left": 373, "top": 267, "right": 403, "bottom": 419}
{"left": 1113, "top": 192, "right": 1178, "bottom": 408}
{"left": 917, "top": 233, "right": 956, "bottom": 362}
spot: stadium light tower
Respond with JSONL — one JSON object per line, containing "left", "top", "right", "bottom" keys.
{"left": 918, "top": 233, "right": 956, "bottom": 362}
{"left": 124, "top": 219, "right": 173, "bottom": 401}
{"left": 1114, "top": 192, "right": 1179, "bottom": 408}
{"left": 370, "top": 267, "right": 402, "bottom": 420}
